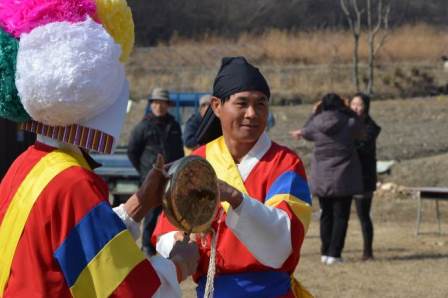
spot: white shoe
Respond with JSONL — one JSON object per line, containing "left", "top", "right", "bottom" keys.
{"left": 321, "top": 255, "right": 328, "bottom": 263}
{"left": 326, "top": 256, "right": 343, "bottom": 265}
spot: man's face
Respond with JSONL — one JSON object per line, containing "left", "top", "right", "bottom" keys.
{"left": 151, "top": 100, "right": 169, "bottom": 117}
{"left": 212, "top": 90, "right": 268, "bottom": 145}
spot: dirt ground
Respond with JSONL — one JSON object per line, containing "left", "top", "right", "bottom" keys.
{"left": 172, "top": 96, "right": 448, "bottom": 297}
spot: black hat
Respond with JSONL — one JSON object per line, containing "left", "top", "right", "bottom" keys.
{"left": 213, "top": 56, "right": 270, "bottom": 101}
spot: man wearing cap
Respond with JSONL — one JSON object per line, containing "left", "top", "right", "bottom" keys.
{"left": 0, "top": 5, "right": 197, "bottom": 297}
{"left": 128, "top": 87, "right": 184, "bottom": 255}
{"left": 183, "top": 94, "right": 212, "bottom": 152}
{"left": 154, "top": 57, "right": 313, "bottom": 297}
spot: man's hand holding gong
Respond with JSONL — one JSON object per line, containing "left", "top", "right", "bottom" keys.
{"left": 124, "top": 154, "right": 168, "bottom": 222}
{"left": 217, "top": 180, "right": 243, "bottom": 209}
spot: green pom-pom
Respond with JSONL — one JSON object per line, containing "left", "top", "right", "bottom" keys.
{"left": 0, "top": 28, "right": 30, "bottom": 122}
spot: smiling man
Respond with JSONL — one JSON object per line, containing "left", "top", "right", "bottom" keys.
{"left": 153, "top": 57, "right": 313, "bottom": 297}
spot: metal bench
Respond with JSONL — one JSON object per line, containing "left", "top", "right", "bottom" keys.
{"left": 408, "top": 187, "right": 448, "bottom": 236}
{"left": 90, "top": 153, "right": 139, "bottom": 206}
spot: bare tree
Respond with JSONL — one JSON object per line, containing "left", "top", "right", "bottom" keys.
{"left": 340, "top": 0, "right": 364, "bottom": 92}
{"left": 366, "top": 0, "right": 391, "bottom": 95}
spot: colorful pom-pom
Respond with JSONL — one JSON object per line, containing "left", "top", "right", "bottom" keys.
{"left": 0, "top": 29, "right": 30, "bottom": 122}
{"left": 16, "top": 17, "right": 125, "bottom": 126}
{"left": 0, "top": 0, "right": 97, "bottom": 38}
{"left": 95, "top": 0, "right": 135, "bottom": 62}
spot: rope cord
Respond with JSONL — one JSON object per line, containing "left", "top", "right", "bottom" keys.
{"left": 203, "top": 209, "right": 224, "bottom": 298}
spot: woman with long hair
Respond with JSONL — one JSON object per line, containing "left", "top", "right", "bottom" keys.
{"left": 350, "top": 93, "right": 381, "bottom": 261}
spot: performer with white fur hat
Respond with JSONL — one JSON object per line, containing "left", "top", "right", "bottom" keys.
{"left": 0, "top": 1, "right": 198, "bottom": 297}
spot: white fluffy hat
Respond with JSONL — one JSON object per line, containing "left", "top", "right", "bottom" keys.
{"left": 16, "top": 18, "right": 125, "bottom": 127}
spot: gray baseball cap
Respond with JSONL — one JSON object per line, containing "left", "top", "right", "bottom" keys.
{"left": 148, "top": 88, "right": 171, "bottom": 102}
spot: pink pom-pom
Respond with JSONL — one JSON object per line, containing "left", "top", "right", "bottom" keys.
{"left": 0, "top": 0, "right": 97, "bottom": 38}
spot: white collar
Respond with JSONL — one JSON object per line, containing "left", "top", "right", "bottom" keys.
{"left": 237, "top": 132, "right": 272, "bottom": 181}
{"left": 36, "top": 135, "right": 83, "bottom": 156}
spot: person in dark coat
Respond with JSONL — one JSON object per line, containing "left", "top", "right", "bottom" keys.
{"left": 290, "top": 93, "right": 363, "bottom": 265}
{"left": 350, "top": 92, "right": 381, "bottom": 261}
{"left": 127, "top": 88, "right": 184, "bottom": 255}
{"left": 183, "top": 94, "right": 211, "bottom": 151}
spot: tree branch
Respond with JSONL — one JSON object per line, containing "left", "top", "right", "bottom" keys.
{"left": 366, "top": 0, "right": 372, "bottom": 32}
{"left": 340, "top": 0, "right": 350, "bottom": 17}
{"left": 340, "top": 0, "right": 355, "bottom": 32}
{"left": 352, "top": 0, "right": 363, "bottom": 36}
{"left": 373, "top": 3, "right": 391, "bottom": 56}
{"left": 373, "top": 0, "right": 383, "bottom": 37}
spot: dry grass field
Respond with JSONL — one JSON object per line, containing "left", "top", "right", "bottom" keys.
{"left": 165, "top": 24, "right": 447, "bottom": 65}
{"left": 126, "top": 25, "right": 448, "bottom": 103}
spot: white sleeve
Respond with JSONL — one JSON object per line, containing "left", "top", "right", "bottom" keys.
{"left": 155, "top": 231, "right": 178, "bottom": 258}
{"left": 150, "top": 255, "right": 181, "bottom": 298}
{"left": 226, "top": 194, "right": 292, "bottom": 269}
{"left": 112, "top": 204, "right": 141, "bottom": 240}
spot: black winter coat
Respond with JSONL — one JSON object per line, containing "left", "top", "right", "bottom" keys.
{"left": 127, "top": 112, "right": 184, "bottom": 180}
{"left": 356, "top": 115, "right": 381, "bottom": 192}
{"left": 302, "top": 110, "right": 364, "bottom": 198}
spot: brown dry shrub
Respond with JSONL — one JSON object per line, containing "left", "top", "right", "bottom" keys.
{"left": 165, "top": 24, "right": 448, "bottom": 65}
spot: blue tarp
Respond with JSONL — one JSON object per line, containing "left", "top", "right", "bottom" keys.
{"left": 170, "top": 91, "right": 208, "bottom": 122}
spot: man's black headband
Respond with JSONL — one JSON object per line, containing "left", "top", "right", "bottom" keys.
{"left": 212, "top": 56, "right": 270, "bottom": 101}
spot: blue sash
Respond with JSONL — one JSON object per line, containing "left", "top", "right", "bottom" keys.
{"left": 196, "top": 271, "right": 291, "bottom": 298}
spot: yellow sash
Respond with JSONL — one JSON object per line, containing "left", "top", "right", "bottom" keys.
{"left": 0, "top": 150, "right": 89, "bottom": 297}
{"left": 291, "top": 278, "right": 314, "bottom": 298}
